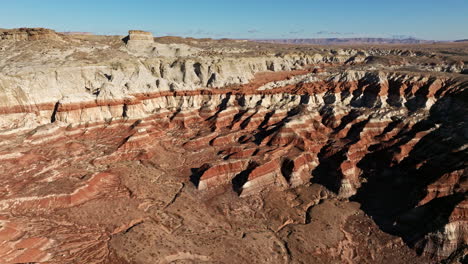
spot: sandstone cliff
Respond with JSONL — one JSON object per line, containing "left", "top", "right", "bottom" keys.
{"left": 0, "top": 27, "right": 62, "bottom": 41}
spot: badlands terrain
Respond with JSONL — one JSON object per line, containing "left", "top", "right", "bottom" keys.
{"left": 0, "top": 28, "right": 467, "bottom": 263}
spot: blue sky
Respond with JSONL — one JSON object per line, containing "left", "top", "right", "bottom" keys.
{"left": 1, "top": 0, "right": 467, "bottom": 40}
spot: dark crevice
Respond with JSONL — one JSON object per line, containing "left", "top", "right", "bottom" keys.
{"left": 122, "top": 104, "right": 128, "bottom": 118}
{"left": 193, "top": 62, "right": 202, "bottom": 79}
{"left": 123, "top": 222, "right": 143, "bottom": 234}
{"left": 130, "top": 119, "right": 142, "bottom": 129}
{"left": 210, "top": 93, "right": 232, "bottom": 118}
{"left": 190, "top": 164, "right": 210, "bottom": 188}
{"left": 169, "top": 109, "right": 181, "bottom": 121}
{"left": 117, "top": 134, "right": 133, "bottom": 149}
{"left": 229, "top": 109, "right": 248, "bottom": 129}
{"left": 50, "top": 101, "right": 60, "bottom": 123}
{"left": 207, "top": 73, "right": 217, "bottom": 87}
{"left": 258, "top": 110, "right": 275, "bottom": 129}
{"left": 281, "top": 158, "right": 294, "bottom": 182}
{"left": 344, "top": 118, "right": 370, "bottom": 140}
{"left": 311, "top": 145, "right": 347, "bottom": 193}
{"left": 122, "top": 35, "right": 129, "bottom": 44}
{"left": 232, "top": 161, "right": 258, "bottom": 195}
{"left": 332, "top": 110, "right": 360, "bottom": 132}
{"left": 300, "top": 94, "right": 310, "bottom": 104}
{"left": 159, "top": 64, "right": 164, "bottom": 78}
{"left": 240, "top": 112, "right": 256, "bottom": 129}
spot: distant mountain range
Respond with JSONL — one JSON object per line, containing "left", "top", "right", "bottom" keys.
{"left": 60, "top": 32, "right": 94, "bottom": 35}
{"left": 252, "top": 38, "right": 441, "bottom": 45}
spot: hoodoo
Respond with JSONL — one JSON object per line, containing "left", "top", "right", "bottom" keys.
{"left": 124, "top": 30, "right": 154, "bottom": 51}
{"left": 0, "top": 27, "right": 466, "bottom": 263}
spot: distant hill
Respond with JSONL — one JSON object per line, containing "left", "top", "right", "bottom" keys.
{"left": 454, "top": 39, "right": 468, "bottom": 42}
{"left": 252, "top": 38, "right": 439, "bottom": 45}
{"left": 60, "top": 32, "right": 94, "bottom": 35}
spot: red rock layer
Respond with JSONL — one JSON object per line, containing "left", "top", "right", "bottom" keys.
{"left": 0, "top": 70, "right": 465, "bottom": 262}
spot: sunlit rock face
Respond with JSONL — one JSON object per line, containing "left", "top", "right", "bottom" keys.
{"left": 0, "top": 27, "right": 62, "bottom": 41}
{"left": 0, "top": 28, "right": 466, "bottom": 264}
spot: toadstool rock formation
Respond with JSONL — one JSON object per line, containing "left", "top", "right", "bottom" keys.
{"left": 124, "top": 30, "right": 155, "bottom": 52}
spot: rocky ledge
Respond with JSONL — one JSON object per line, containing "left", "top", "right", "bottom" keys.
{"left": 0, "top": 27, "right": 62, "bottom": 41}
{"left": 0, "top": 29, "right": 466, "bottom": 263}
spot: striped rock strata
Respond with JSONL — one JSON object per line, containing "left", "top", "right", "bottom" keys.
{"left": 0, "top": 30, "right": 466, "bottom": 263}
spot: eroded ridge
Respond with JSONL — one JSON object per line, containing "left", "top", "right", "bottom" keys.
{"left": 0, "top": 30, "right": 466, "bottom": 263}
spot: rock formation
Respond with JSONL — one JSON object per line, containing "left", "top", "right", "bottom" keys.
{"left": 127, "top": 30, "right": 154, "bottom": 41}
{"left": 0, "top": 28, "right": 62, "bottom": 41}
{"left": 0, "top": 28, "right": 466, "bottom": 264}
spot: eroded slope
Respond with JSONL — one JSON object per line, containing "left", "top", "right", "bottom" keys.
{"left": 0, "top": 29, "right": 466, "bottom": 264}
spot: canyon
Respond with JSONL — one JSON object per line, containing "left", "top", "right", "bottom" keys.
{"left": 0, "top": 28, "right": 466, "bottom": 263}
